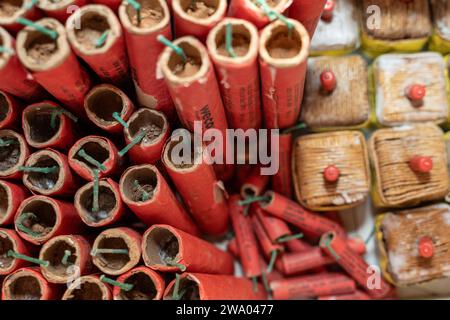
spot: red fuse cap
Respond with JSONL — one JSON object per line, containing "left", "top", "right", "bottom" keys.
{"left": 324, "top": 165, "right": 340, "bottom": 182}
{"left": 409, "top": 156, "right": 433, "bottom": 173}
{"left": 406, "top": 84, "right": 426, "bottom": 102}
{"left": 418, "top": 236, "right": 434, "bottom": 259}
{"left": 320, "top": 70, "right": 337, "bottom": 93}
{"left": 321, "top": 0, "right": 335, "bottom": 21}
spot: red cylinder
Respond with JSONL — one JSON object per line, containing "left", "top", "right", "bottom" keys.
{"left": 0, "top": 181, "right": 29, "bottom": 226}
{"left": 119, "top": 164, "right": 200, "bottom": 235}
{"left": 38, "top": 0, "right": 88, "bottom": 22}
{"left": 118, "top": 0, "right": 174, "bottom": 117}
{"left": 271, "top": 272, "right": 356, "bottom": 300}
{"left": 142, "top": 224, "right": 234, "bottom": 274}
{"left": 288, "top": 0, "right": 327, "bottom": 38}
{"left": 259, "top": 19, "right": 310, "bottom": 129}
{"left": 280, "top": 247, "right": 334, "bottom": 275}
{"left": 227, "top": 237, "right": 239, "bottom": 258}
{"left": 0, "top": 228, "right": 34, "bottom": 275}
{"left": 114, "top": 266, "right": 166, "bottom": 300}
{"left": 16, "top": 18, "right": 92, "bottom": 116}
{"left": 172, "top": 0, "right": 227, "bottom": 41}
{"left": 251, "top": 214, "right": 283, "bottom": 258}
{"left": 0, "top": 129, "right": 30, "bottom": 180}
{"left": 164, "top": 273, "right": 266, "bottom": 300}
{"left": 255, "top": 207, "right": 290, "bottom": 243}
{"left": 14, "top": 195, "right": 85, "bottom": 245}
{"left": 272, "top": 132, "right": 293, "bottom": 197}
{"left": 93, "top": 0, "right": 122, "bottom": 11}
{"left": 0, "top": 91, "right": 21, "bottom": 130}
{"left": 62, "top": 274, "right": 113, "bottom": 300}
{"left": 286, "top": 238, "right": 313, "bottom": 253}
{"left": 241, "top": 166, "right": 270, "bottom": 198}
{"left": 319, "top": 290, "right": 371, "bottom": 300}
{"left": 161, "top": 134, "right": 229, "bottom": 236}
{"left": 66, "top": 5, "right": 130, "bottom": 85}
{"left": 124, "top": 108, "right": 170, "bottom": 165}
{"left": 0, "top": 0, "right": 42, "bottom": 34}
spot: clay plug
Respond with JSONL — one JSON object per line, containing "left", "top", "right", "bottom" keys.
{"left": 324, "top": 165, "right": 340, "bottom": 183}
{"left": 418, "top": 236, "right": 434, "bottom": 259}
{"left": 406, "top": 84, "right": 426, "bottom": 105}
{"left": 321, "top": 0, "right": 335, "bottom": 22}
{"left": 409, "top": 156, "right": 433, "bottom": 173}
{"left": 320, "top": 70, "right": 337, "bottom": 93}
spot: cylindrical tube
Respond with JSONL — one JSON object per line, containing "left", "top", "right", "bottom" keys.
{"left": 241, "top": 166, "right": 270, "bottom": 198}
{"left": 271, "top": 272, "right": 356, "bottom": 300}
{"left": 2, "top": 267, "right": 60, "bottom": 300}
{"left": 62, "top": 275, "right": 112, "bottom": 300}
{"left": 39, "top": 234, "right": 93, "bottom": 284}
{"left": 114, "top": 266, "right": 165, "bottom": 300}
{"left": 164, "top": 273, "right": 266, "bottom": 300}
{"left": 272, "top": 132, "right": 293, "bottom": 197}
{"left": 124, "top": 108, "right": 170, "bottom": 165}
{"left": 0, "top": 91, "right": 21, "bottom": 130}
{"left": 288, "top": 0, "right": 327, "bottom": 38}
{"left": 161, "top": 134, "right": 229, "bottom": 236}
{"left": 0, "top": 129, "right": 30, "bottom": 180}
{"left": 118, "top": 0, "right": 174, "bottom": 117}
{"left": 172, "top": 0, "right": 227, "bottom": 41}
{"left": 0, "top": 0, "right": 41, "bottom": 34}
{"left": 93, "top": 0, "right": 122, "bottom": 11}
{"left": 280, "top": 247, "right": 334, "bottom": 275}
{"left": 320, "top": 232, "right": 392, "bottom": 299}
{"left": 319, "top": 290, "right": 371, "bottom": 300}
{"left": 74, "top": 178, "right": 126, "bottom": 227}
{"left": 22, "top": 101, "right": 78, "bottom": 151}
{"left": 255, "top": 207, "right": 290, "bottom": 243}
{"left": 286, "top": 238, "right": 313, "bottom": 253}
{"left": 0, "top": 181, "right": 29, "bottom": 225}
{"left": 84, "top": 84, "right": 135, "bottom": 134}
{"left": 66, "top": 5, "right": 130, "bottom": 85}
{"left": 91, "top": 227, "right": 142, "bottom": 276}
{"left": 228, "top": 0, "right": 292, "bottom": 29}
{"left": 259, "top": 19, "right": 310, "bottom": 129}
{"left": 251, "top": 214, "right": 283, "bottom": 259}
{"left": 119, "top": 164, "right": 200, "bottom": 235}
{"left": 14, "top": 195, "right": 85, "bottom": 245}
{"left": 0, "top": 228, "right": 34, "bottom": 275}
{"left": 22, "top": 148, "right": 79, "bottom": 197}
{"left": 142, "top": 224, "right": 234, "bottom": 274}
{"left": 16, "top": 18, "right": 92, "bottom": 116}
{"left": 38, "top": 0, "right": 89, "bottom": 22}
{"left": 68, "top": 135, "right": 122, "bottom": 181}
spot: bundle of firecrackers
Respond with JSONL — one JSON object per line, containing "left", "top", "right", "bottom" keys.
{"left": 0, "top": 0, "right": 450, "bottom": 300}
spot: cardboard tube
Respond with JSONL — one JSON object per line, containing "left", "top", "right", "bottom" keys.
{"left": 161, "top": 134, "right": 229, "bottom": 236}
{"left": 119, "top": 164, "right": 200, "bottom": 235}
{"left": 14, "top": 195, "right": 85, "bottom": 245}
{"left": 68, "top": 135, "right": 122, "bottom": 181}
{"left": 288, "top": 0, "right": 327, "bottom": 38}
{"left": 164, "top": 273, "right": 266, "bottom": 300}
{"left": 91, "top": 227, "right": 141, "bottom": 276}
{"left": 62, "top": 274, "right": 112, "bottom": 300}
{"left": 272, "top": 132, "right": 293, "bottom": 197}
{"left": 93, "top": 0, "right": 122, "bottom": 11}
{"left": 2, "top": 267, "right": 61, "bottom": 300}
{"left": 286, "top": 238, "right": 313, "bottom": 252}
{"left": 84, "top": 84, "right": 135, "bottom": 134}
{"left": 0, "top": 129, "right": 29, "bottom": 180}
{"left": 114, "top": 266, "right": 165, "bottom": 300}
{"left": 228, "top": 0, "right": 293, "bottom": 29}
{"left": 241, "top": 166, "right": 270, "bottom": 198}
{"left": 124, "top": 108, "right": 170, "bottom": 165}
{"left": 259, "top": 19, "right": 309, "bottom": 129}
{"left": 39, "top": 234, "right": 93, "bottom": 284}
{"left": 118, "top": 0, "right": 174, "bottom": 117}
{"left": 280, "top": 247, "right": 334, "bottom": 275}
{"left": 251, "top": 214, "right": 283, "bottom": 259}
{"left": 255, "top": 206, "right": 290, "bottom": 243}
{"left": 0, "top": 228, "right": 34, "bottom": 275}
{"left": 0, "top": 0, "right": 41, "bottom": 34}
{"left": 66, "top": 5, "right": 130, "bottom": 85}
{"left": 172, "top": 0, "right": 227, "bottom": 41}
{"left": 75, "top": 178, "right": 126, "bottom": 227}
{"left": 16, "top": 18, "right": 92, "bottom": 116}
{"left": 0, "top": 180, "right": 28, "bottom": 225}
{"left": 22, "top": 148, "right": 79, "bottom": 197}
{"left": 0, "top": 91, "right": 20, "bottom": 129}
{"left": 38, "top": 0, "right": 88, "bottom": 22}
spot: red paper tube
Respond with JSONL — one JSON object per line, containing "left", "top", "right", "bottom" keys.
{"left": 39, "top": 234, "right": 94, "bottom": 284}
{"left": 2, "top": 267, "right": 61, "bottom": 300}
{"left": 66, "top": 5, "right": 130, "bottom": 85}
{"left": 0, "top": 228, "right": 34, "bottom": 275}
{"left": 229, "top": 195, "right": 261, "bottom": 278}
{"left": 164, "top": 272, "right": 266, "bottom": 300}
{"left": 0, "top": 91, "right": 20, "bottom": 130}
{"left": 261, "top": 191, "right": 346, "bottom": 237}
{"left": 320, "top": 232, "right": 392, "bottom": 299}
{"left": 22, "top": 101, "right": 77, "bottom": 151}
{"left": 346, "top": 237, "right": 366, "bottom": 256}
{"left": 0, "top": 129, "right": 30, "bottom": 180}
{"left": 172, "top": 0, "right": 227, "bottom": 41}
{"left": 255, "top": 207, "right": 290, "bottom": 243}
{"left": 118, "top": 0, "right": 174, "bottom": 117}
{"left": 319, "top": 290, "right": 371, "bottom": 300}
{"left": 272, "top": 132, "right": 293, "bottom": 197}
{"left": 206, "top": 18, "right": 261, "bottom": 130}
{"left": 119, "top": 164, "right": 200, "bottom": 235}
{"left": 271, "top": 272, "right": 356, "bottom": 300}
{"left": 228, "top": 0, "right": 292, "bottom": 29}
{"left": 124, "top": 108, "right": 170, "bottom": 165}
{"left": 259, "top": 19, "right": 310, "bottom": 129}
{"left": 0, "top": 27, "right": 45, "bottom": 100}
{"left": 280, "top": 247, "right": 334, "bottom": 275}
{"left": 93, "top": 0, "right": 122, "bottom": 11}
{"left": 241, "top": 166, "right": 270, "bottom": 198}
{"left": 251, "top": 214, "right": 283, "bottom": 258}
{"left": 38, "top": 0, "right": 88, "bottom": 22}
{"left": 84, "top": 84, "right": 135, "bottom": 134}
{"left": 62, "top": 274, "right": 112, "bottom": 300}
{"left": 0, "top": 0, "right": 41, "bottom": 34}
{"left": 142, "top": 224, "right": 234, "bottom": 274}
{"left": 0, "top": 180, "right": 28, "bottom": 225}
{"left": 114, "top": 266, "right": 165, "bottom": 300}
{"left": 91, "top": 227, "right": 142, "bottom": 276}
{"left": 22, "top": 148, "right": 79, "bottom": 197}
{"left": 288, "top": 0, "right": 327, "bottom": 38}
{"left": 161, "top": 134, "right": 229, "bottom": 236}
{"left": 227, "top": 237, "right": 239, "bottom": 257}
{"left": 16, "top": 18, "right": 92, "bottom": 116}
{"left": 286, "top": 238, "right": 313, "bottom": 253}
{"left": 14, "top": 195, "right": 85, "bottom": 245}
{"left": 68, "top": 135, "right": 122, "bottom": 181}
{"left": 74, "top": 178, "right": 126, "bottom": 227}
